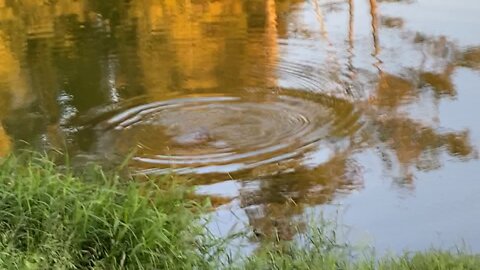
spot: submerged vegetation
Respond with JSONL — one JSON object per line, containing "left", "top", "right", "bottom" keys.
{"left": 0, "top": 153, "right": 479, "bottom": 269}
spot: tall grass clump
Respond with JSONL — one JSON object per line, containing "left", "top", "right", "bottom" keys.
{"left": 0, "top": 153, "right": 219, "bottom": 269}
{"left": 1, "top": 153, "right": 480, "bottom": 270}
{"left": 238, "top": 226, "right": 353, "bottom": 270}
{"left": 239, "top": 235, "right": 480, "bottom": 270}
{"left": 375, "top": 251, "right": 480, "bottom": 270}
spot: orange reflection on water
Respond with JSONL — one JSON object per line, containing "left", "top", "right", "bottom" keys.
{"left": 0, "top": 0, "right": 480, "bottom": 244}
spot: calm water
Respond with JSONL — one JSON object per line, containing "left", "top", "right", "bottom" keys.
{"left": 1, "top": 0, "right": 480, "bottom": 252}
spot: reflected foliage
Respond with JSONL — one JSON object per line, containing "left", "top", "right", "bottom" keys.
{"left": 458, "top": 47, "right": 480, "bottom": 70}
{"left": 380, "top": 16, "right": 404, "bottom": 28}
{"left": 0, "top": 0, "right": 479, "bottom": 241}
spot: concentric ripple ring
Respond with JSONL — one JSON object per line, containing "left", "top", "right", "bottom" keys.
{"left": 90, "top": 90, "right": 361, "bottom": 175}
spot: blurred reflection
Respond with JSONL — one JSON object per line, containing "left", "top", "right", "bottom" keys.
{"left": 239, "top": 155, "right": 361, "bottom": 239}
{"left": 0, "top": 31, "right": 30, "bottom": 156}
{"left": 380, "top": 16, "right": 404, "bottom": 28}
{"left": 371, "top": 73, "right": 415, "bottom": 108}
{"left": 0, "top": 0, "right": 479, "bottom": 241}
{"left": 458, "top": 47, "right": 480, "bottom": 70}
{"left": 374, "top": 117, "right": 473, "bottom": 185}
{"left": 369, "top": 0, "right": 380, "bottom": 57}
{"left": 313, "top": 0, "right": 328, "bottom": 40}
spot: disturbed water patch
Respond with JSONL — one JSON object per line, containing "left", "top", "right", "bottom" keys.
{"left": 85, "top": 89, "right": 361, "bottom": 176}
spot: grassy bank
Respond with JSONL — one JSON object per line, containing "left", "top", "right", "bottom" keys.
{"left": 0, "top": 154, "right": 479, "bottom": 269}
{"left": 0, "top": 153, "right": 221, "bottom": 269}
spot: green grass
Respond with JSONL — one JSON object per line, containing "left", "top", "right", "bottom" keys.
{"left": 0, "top": 153, "right": 479, "bottom": 269}
{"left": 238, "top": 232, "right": 480, "bottom": 270}
{"left": 0, "top": 153, "right": 222, "bottom": 269}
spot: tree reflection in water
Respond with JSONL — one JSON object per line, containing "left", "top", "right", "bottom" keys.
{"left": 0, "top": 0, "right": 478, "bottom": 241}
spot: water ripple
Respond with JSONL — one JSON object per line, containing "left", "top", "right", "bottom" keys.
{"left": 87, "top": 89, "right": 361, "bottom": 175}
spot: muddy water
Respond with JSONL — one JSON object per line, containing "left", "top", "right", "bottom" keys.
{"left": 1, "top": 0, "right": 480, "bottom": 252}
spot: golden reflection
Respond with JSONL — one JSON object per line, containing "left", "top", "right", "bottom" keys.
{"left": 348, "top": 0, "right": 354, "bottom": 53}
{"left": 130, "top": 0, "right": 283, "bottom": 92}
{"left": 0, "top": 126, "right": 10, "bottom": 157}
{"left": 239, "top": 155, "right": 361, "bottom": 240}
{"left": 369, "top": 0, "right": 381, "bottom": 67}
{"left": 0, "top": 31, "right": 29, "bottom": 156}
{"left": 375, "top": 117, "right": 474, "bottom": 185}
{"left": 458, "top": 47, "right": 480, "bottom": 70}
{"left": 312, "top": 0, "right": 328, "bottom": 40}
{"left": 347, "top": 0, "right": 356, "bottom": 83}
{"left": 420, "top": 69, "right": 455, "bottom": 97}
{"left": 380, "top": 16, "right": 403, "bottom": 28}
{"left": 371, "top": 73, "right": 415, "bottom": 108}
{"left": 265, "top": 0, "right": 279, "bottom": 87}
{"left": 0, "top": 0, "right": 479, "bottom": 242}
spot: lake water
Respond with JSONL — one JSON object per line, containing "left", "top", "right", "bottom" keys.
{"left": 1, "top": 0, "right": 480, "bottom": 253}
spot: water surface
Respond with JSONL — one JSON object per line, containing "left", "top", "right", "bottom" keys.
{"left": 1, "top": 0, "right": 480, "bottom": 252}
